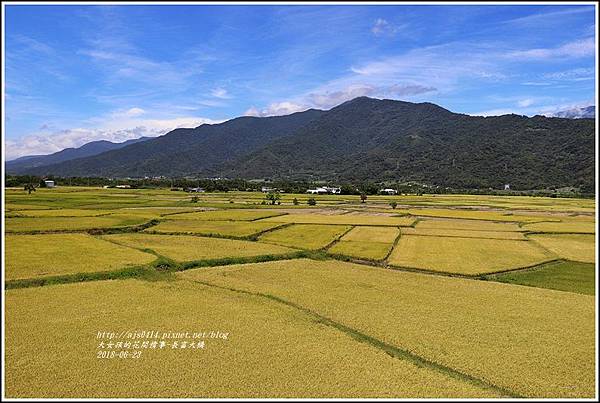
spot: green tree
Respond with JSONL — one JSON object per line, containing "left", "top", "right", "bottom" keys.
{"left": 360, "top": 193, "right": 367, "bottom": 203}
{"left": 390, "top": 201, "right": 398, "bottom": 209}
{"left": 191, "top": 195, "right": 199, "bottom": 203}
{"left": 24, "top": 183, "right": 36, "bottom": 195}
{"left": 265, "top": 192, "right": 281, "bottom": 205}
{"left": 292, "top": 198, "right": 299, "bottom": 205}
{"left": 307, "top": 198, "right": 317, "bottom": 206}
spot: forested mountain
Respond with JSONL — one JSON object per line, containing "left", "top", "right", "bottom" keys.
{"left": 19, "top": 109, "right": 324, "bottom": 178}
{"left": 17, "top": 97, "right": 595, "bottom": 190}
{"left": 6, "top": 137, "right": 150, "bottom": 173}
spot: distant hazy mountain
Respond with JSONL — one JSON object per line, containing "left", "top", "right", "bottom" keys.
{"left": 6, "top": 137, "right": 151, "bottom": 173}
{"left": 550, "top": 105, "right": 595, "bottom": 119}
{"left": 20, "top": 97, "right": 595, "bottom": 190}
{"left": 20, "top": 109, "right": 324, "bottom": 178}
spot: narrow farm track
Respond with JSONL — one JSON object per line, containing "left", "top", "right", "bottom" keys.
{"left": 189, "top": 278, "right": 522, "bottom": 398}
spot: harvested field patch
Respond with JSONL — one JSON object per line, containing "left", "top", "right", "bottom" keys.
{"left": 165, "top": 209, "right": 285, "bottom": 221}
{"left": 415, "top": 218, "right": 523, "bottom": 232}
{"left": 401, "top": 208, "right": 560, "bottom": 222}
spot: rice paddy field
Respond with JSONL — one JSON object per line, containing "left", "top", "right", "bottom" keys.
{"left": 3, "top": 186, "right": 597, "bottom": 398}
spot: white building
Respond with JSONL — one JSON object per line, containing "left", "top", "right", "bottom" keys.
{"left": 261, "top": 187, "right": 277, "bottom": 193}
{"left": 380, "top": 188, "right": 398, "bottom": 195}
{"left": 44, "top": 180, "right": 55, "bottom": 188}
{"left": 306, "top": 187, "right": 341, "bottom": 195}
{"left": 504, "top": 184, "right": 510, "bottom": 190}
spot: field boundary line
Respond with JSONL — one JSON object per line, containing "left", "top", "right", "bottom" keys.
{"left": 321, "top": 225, "right": 355, "bottom": 251}
{"left": 248, "top": 222, "right": 294, "bottom": 240}
{"left": 382, "top": 226, "right": 402, "bottom": 262}
{"left": 142, "top": 229, "right": 250, "bottom": 241}
{"left": 4, "top": 252, "right": 313, "bottom": 290}
{"left": 189, "top": 278, "right": 521, "bottom": 398}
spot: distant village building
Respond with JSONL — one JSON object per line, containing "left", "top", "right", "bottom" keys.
{"left": 44, "top": 180, "right": 55, "bottom": 188}
{"left": 261, "top": 187, "right": 277, "bottom": 193}
{"left": 186, "top": 187, "right": 205, "bottom": 193}
{"left": 380, "top": 188, "right": 398, "bottom": 195}
{"left": 504, "top": 184, "right": 510, "bottom": 190}
{"left": 115, "top": 184, "right": 131, "bottom": 189}
{"left": 306, "top": 187, "right": 341, "bottom": 195}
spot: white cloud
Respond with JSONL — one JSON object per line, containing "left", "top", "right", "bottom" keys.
{"left": 124, "top": 107, "right": 145, "bottom": 117}
{"left": 517, "top": 99, "right": 534, "bottom": 107}
{"left": 308, "top": 84, "right": 377, "bottom": 108}
{"left": 471, "top": 108, "right": 525, "bottom": 117}
{"left": 372, "top": 18, "right": 399, "bottom": 37}
{"left": 507, "top": 37, "right": 595, "bottom": 59}
{"left": 542, "top": 67, "right": 594, "bottom": 81}
{"left": 5, "top": 113, "right": 224, "bottom": 160}
{"left": 537, "top": 100, "right": 595, "bottom": 117}
{"left": 210, "top": 87, "right": 232, "bottom": 99}
{"left": 243, "top": 107, "right": 261, "bottom": 117}
{"left": 244, "top": 102, "right": 308, "bottom": 117}
{"left": 307, "top": 83, "right": 436, "bottom": 109}
{"left": 502, "top": 6, "right": 592, "bottom": 27}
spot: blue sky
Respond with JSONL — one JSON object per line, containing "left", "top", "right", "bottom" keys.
{"left": 4, "top": 3, "right": 596, "bottom": 159}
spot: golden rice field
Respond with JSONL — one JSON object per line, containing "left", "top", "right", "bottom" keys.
{"left": 101, "top": 233, "right": 296, "bottom": 262}
{"left": 147, "top": 219, "right": 284, "bottom": 237}
{"left": 341, "top": 226, "right": 400, "bottom": 243}
{"left": 260, "top": 213, "right": 416, "bottom": 226}
{"left": 328, "top": 226, "right": 399, "bottom": 260}
{"left": 164, "top": 209, "right": 286, "bottom": 221}
{"left": 5, "top": 234, "right": 156, "bottom": 280}
{"left": 9, "top": 208, "right": 112, "bottom": 217}
{"left": 4, "top": 214, "right": 152, "bottom": 233}
{"left": 387, "top": 235, "right": 557, "bottom": 275}
{"left": 401, "top": 227, "right": 527, "bottom": 240}
{"left": 258, "top": 224, "right": 351, "bottom": 250}
{"left": 414, "top": 218, "right": 524, "bottom": 232}
{"left": 528, "top": 234, "right": 596, "bottom": 263}
{"left": 180, "top": 259, "right": 595, "bottom": 398}
{"left": 4, "top": 279, "right": 498, "bottom": 398}
{"left": 523, "top": 220, "right": 597, "bottom": 233}
{"left": 3, "top": 187, "right": 597, "bottom": 398}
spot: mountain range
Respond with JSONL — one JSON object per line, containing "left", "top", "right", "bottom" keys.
{"left": 6, "top": 97, "right": 595, "bottom": 190}
{"left": 6, "top": 137, "right": 150, "bottom": 172}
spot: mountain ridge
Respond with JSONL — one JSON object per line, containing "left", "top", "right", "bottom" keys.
{"left": 12, "top": 97, "right": 595, "bottom": 190}
{"left": 6, "top": 136, "right": 151, "bottom": 172}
